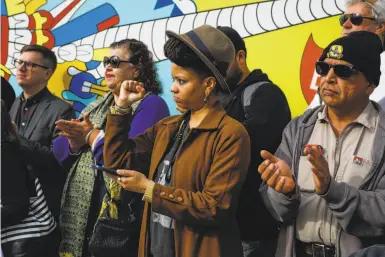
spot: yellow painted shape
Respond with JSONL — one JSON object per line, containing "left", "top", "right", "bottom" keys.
{"left": 4, "top": 0, "right": 25, "bottom": 16}
{"left": 1, "top": 64, "right": 12, "bottom": 76}
{"left": 47, "top": 60, "right": 87, "bottom": 100}
{"left": 244, "top": 17, "right": 341, "bottom": 117}
{"left": 195, "top": 0, "right": 264, "bottom": 11}
{"left": 93, "top": 48, "right": 110, "bottom": 61}
{"left": 24, "top": 0, "right": 47, "bottom": 14}
{"left": 32, "top": 12, "right": 48, "bottom": 30}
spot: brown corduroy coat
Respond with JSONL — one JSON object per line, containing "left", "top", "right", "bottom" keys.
{"left": 104, "top": 102, "right": 250, "bottom": 257}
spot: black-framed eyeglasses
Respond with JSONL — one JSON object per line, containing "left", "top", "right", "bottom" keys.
{"left": 103, "top": 56, "right": 132, "bottom": 68}
{"left": 13, "top": 58, "right": 50, "bottom": 70}
{"left": 339, "top": 13, "right": 376, "bottom": 26}
{"left": 315, "top": 61, "right": 359, "bottom": 79}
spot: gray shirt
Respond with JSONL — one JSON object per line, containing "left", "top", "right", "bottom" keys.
{"left": 296, "top": 102, "right": 379, "bottom": 245}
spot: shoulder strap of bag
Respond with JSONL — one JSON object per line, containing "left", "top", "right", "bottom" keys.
{"left": 241, "top": 81, "right": 270, "bottom": 118}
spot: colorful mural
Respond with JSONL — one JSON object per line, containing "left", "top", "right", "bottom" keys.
{"left": 2, "top": 0, "right": 372, "bottom": 118}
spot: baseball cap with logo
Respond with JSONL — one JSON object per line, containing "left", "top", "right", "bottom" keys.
{"left": 166, "top": 25, "right": 235, "bottom": 93}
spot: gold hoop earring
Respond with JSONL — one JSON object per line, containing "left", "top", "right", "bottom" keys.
{"left": 203, "top": 95, "right": 208, "bottom": 103}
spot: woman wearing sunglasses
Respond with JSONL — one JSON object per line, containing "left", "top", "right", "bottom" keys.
{"left": 53, "top": 39, "right": 170, "bottom": 257}
{"left": 103, "top": 25, "right": 250, "bottom": 257}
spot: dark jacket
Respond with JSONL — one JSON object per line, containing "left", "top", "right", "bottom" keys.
{"left": 104, "top": 102, "right": 251, "bottom": 257}
{"left": 1, "top": 141, "right": 30, "bottom": 227}
{"left": 223, "top": 69, "right": 291, "bottom": 241}
{"left": 348, "top": 245, "right": 385, "bottom": 257}
{"left": 9, "top": 89, "right": 74, "bottom": 220}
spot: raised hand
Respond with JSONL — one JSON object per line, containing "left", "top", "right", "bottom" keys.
{"left": 258, "top": 150, "right": 296, "bottom": 194}
{"left": 304, "top": 145, "right": 331, "bottom": 194}
{"left": 115, "top": 80, "right": 146, "bottom": 108}
{"left": 55, "top": 112, "right": 96, "bottom": 152}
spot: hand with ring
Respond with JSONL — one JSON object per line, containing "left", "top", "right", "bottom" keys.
{"left": 115, "top": 169, "right": 150, "bottom": 194}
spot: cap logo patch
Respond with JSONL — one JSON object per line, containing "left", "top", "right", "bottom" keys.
{"left": 327, "top": 45, "right": 343, "bottom": 59}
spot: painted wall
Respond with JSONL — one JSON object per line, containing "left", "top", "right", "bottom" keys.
{"left": 2, "top": 0, "right": 382, "bottom": 118}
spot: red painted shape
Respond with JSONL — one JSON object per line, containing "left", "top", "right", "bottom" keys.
{"left": 51, "top": 0, "right": 81, "bottom": 28}
{"left": 28, "top": 15, "right": 36, "bottom": 30}
{"left": 300, "top": 34, "right": 324, "bottom": 104}
{"left": 42, "top": 31, "right": 55, "bottom": 49}
{"left": 31, "top": 32, "right": 37, "bottom": 44}
{"left": 97, "top": 15, "right": 119, "bottom": 31}
{"left": 38, "top": 10, "right": 54, "bottom": 29}
{"left": 1, "top": 16, "right": 9, "bottom": 65}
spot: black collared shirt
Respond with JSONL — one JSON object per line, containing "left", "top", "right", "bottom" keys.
{"left": 15, "top": 87, "right": 49, "bottom": 137}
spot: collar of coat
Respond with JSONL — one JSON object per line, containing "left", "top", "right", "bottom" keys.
{"left": 163, "top": 101, "right": 227, "bottom": 130}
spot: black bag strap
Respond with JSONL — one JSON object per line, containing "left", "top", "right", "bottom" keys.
{"left": 99, "top": 171, "right": 139, "bottom": 221}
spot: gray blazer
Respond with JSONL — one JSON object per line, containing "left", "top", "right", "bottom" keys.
{"left": 9, "top": 89, "right": 74, "bottom": 219}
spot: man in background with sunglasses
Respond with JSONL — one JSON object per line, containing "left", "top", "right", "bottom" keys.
{"left": 309, "top": 0, "right": 385, "bottom": 110}
{"left": 9, "top": 44, "right": 74, "bottom": 252}
{"left": 258, "top": 31, "right": 385, "bottom": 257}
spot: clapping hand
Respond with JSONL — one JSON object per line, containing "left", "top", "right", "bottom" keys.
{"left": 258, "top": 150, "right": 296, "bottom": 194}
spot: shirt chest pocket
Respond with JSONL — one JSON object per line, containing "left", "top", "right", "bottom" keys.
{"left": 336, "top": 155, "right": 372, "bottom": 189}
{"left": 297, "top": 156, "right": 316, "bottom": 192}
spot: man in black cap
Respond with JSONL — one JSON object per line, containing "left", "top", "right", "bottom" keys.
{"left": 217, "top": 26, "right": 291, "bottom": 257}
{"left": 258, "top": 31, "right": 385, "bottom": 257}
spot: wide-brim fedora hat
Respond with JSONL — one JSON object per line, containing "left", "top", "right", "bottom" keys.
{"left": 166, "top": 25, "right": 235, "bottom": 93}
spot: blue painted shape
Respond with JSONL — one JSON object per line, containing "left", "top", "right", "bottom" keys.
{"left": 9, "top": 75, "right": 22, "bottom": 96}
{"left": 1, "top": 0, "right": 7, "bottom": 16}
{"left": 70, "top": 0, "right": 174, "bottom": 26}
{"left": 85, "top": 61, "right": 101, "bottom": 70}
{"left": 73, "top": 101, "right": 86, "bottom": 113}
{"left": 62, "top": 90, "right": 98, "bottom": 114}
{"left": 69, "top": 72, "right": 97, "bottom": 99}
{"left": 154, "top": 0, "right": 174, "bottom": 9}
{"left": 170, "top": 5, "right": 183, "bottom": 17}
{"left": 52, "top": 3, "right": 118, "bottom": 46}
{"left": 38, "top": 0, "right": 62, "bottom": 12}
{"left": 155, "top": 60, "right": 178, "bottom": 116}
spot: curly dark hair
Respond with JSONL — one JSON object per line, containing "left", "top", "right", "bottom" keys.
{"left": 163, "top": 36, "right": 227, "bottom": 88}
{"left": 110, "top": 39, "right": 162, "bottom": 95}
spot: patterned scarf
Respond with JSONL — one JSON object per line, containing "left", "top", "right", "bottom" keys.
{"left": 59, "top": 91, "right": 146, "bottom": 257}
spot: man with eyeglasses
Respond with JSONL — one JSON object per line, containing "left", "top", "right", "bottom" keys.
{"left": 258, "top": 31, "right": 385, "bottom": 257}
{"left": 9, "top": 44, "right": 74, "bottom": 255}
{"left": 309, "top": 0, "right": 385, "bottom": 110}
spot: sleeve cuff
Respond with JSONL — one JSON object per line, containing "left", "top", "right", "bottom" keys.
{"left": 91, "top": 130, "right": 105, "bottom": 151}
{"left": 142, "top": 181, "right": 156, "bottom": 203}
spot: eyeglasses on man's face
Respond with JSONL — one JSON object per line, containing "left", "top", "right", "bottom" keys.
{"left": 339, "top": 13, "right": 376, "bottom": 26}
{"left": 13, "top": 59, "right": 50, "bottom": 70}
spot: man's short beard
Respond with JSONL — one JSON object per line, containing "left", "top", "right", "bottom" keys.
{"left": 225, "top": 67, "right": 243, "bottom": 91}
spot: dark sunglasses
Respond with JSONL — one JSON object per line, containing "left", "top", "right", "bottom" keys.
{"left": 315, "top": 61, "right": 359, "bottom": 79}
{"left": 339, "top": 13, "right": 376, "bottom": 26}
{"left": 103, "top": 56, "right": 132, "bottom": 68}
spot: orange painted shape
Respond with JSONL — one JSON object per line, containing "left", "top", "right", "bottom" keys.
{"left": 51, "top": 0, "right": 81, "bottom": 28}
{"left": 97, "top": 15, "right": 119, "bottom": 31}
{"left": 300, "top": 34, "right": 323, "bottom": 104}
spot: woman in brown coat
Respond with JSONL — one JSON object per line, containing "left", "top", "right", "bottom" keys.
{"left": 103, "top": 25, "right": 251, "bottom": 257}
